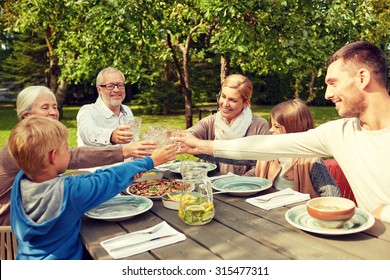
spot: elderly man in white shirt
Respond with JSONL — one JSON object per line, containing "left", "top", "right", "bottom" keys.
{"left": 77, "top": 67, "right": 138, "bottom": 147}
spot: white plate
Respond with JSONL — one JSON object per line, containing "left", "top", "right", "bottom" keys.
{"left": 212, "top": 177, "right": 272, "bottom": 196}
{"left": 285, "top": 204, "right": 375, "bottom": 235}
{"left": 85, "top": 196, "right": 153, "bottom": 222}
{"left": 168, "top": 162, "right": 217, "bottom": 174}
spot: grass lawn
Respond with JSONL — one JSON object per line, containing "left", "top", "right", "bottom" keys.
{"left": 0, "top": 102, "right": 340, "bottom": 149}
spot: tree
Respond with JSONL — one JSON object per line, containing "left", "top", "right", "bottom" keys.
{"left": 2, "top": 0, "right": 77, "bottom": 117}
{"left": 1, "top": 0, "right": 388, "bottom": 117}
{"left": 0, "top": 32, "right": 47, "bottom": 88}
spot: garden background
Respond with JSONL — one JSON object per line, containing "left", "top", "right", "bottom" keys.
{"left": 0, "top": 0, "right": 388, "bottom": 147}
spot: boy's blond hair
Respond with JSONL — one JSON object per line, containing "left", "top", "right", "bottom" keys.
{"left": 8, "top": 115, "right": 68, "bottom": 179}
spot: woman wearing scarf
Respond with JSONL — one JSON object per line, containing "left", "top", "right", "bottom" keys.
{"left": 187, "top": 74, "right": 269, "bottom": 175}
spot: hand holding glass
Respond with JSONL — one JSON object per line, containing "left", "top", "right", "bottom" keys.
{"left": 120, "top": 116, "right": 142, "bottom": 142}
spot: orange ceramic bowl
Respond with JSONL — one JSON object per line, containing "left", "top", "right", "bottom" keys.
{"left": 306, "top": 197, "right": 356, "bottom": 229}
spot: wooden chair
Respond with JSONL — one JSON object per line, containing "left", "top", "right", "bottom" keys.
{"left": 0, "top": 226, "right": 18, "bottom": 260}
{"left": 324, "top": 159, "right": 357, "bottom": 205}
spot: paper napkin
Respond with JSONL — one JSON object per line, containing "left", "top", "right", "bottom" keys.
{"left": 100, "top": 221, "right": 186, "bottom": 259}
{"left": 246, "top": 188, "right": 310, "bottom": 210}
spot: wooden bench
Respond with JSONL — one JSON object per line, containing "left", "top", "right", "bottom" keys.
{"left": 197, "top": 106, "right": 218, "bottom": 120}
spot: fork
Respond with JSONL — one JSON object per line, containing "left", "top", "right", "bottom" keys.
{"left": 255, "top": 193, "right": 295, "bottom": 202}
{"left": 103, "top": 223, "right": 163, "bottom": 244}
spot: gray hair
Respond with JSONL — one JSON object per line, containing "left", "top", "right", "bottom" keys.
{"left": 96, "top": 67, "right": 125, "bottom": 88}
{"left": 16, "top": 86, "right": 55, "bottom": 120}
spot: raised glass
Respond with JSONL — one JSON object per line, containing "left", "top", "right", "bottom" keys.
{"left": 119, "top": 116, "right": 142, "bottom": 142}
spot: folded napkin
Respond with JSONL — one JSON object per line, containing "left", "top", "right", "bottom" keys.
{"left": 100, "top": 221, "right": 186, "bottom": 259}
{"left": 208, "top": 172, "right": 238, "bottom": 182}
{"left": 246, "top": 188, "right": 310, "bottom": 210}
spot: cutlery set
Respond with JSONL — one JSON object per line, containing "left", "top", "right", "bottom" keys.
{"left": 110, "top": 234, "right": 178, "bottom": 252}
{"left": 100, "top": 221, "right": 186, "bottom": 259}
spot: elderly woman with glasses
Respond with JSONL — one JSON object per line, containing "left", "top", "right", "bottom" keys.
{"left": 187, "top": 74, "right": 269, "bottom": 175}
{"left": 76, "top": 67, "right": 138, "bottom": 147}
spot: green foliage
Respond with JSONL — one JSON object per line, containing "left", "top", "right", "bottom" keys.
{"left": 0, "top": 104, "right": 18, "bottom": 146}
{"left": 0, "top": 32, "right": 48, "bottom": 88}
{"left": 1, "top": 0, "right": 389, "bottom": 112}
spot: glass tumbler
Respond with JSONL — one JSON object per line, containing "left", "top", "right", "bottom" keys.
{"left": 120, "top": 116, "right": 142, "bottom": 142}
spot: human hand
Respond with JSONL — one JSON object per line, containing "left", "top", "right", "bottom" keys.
{"left": 123, "top": 140, "right": 158, "bottom": 159}
{"left": 110, "top": 125, "right": 134, "bottom": 145}
{"left": 150, "top": 144, "right": 177, "bottom": 167}
{"left": 175, "top": 131, "right": 204, "bottom": 155}
{"left": 132, "top": 173, "right": 142, "bottom": 181}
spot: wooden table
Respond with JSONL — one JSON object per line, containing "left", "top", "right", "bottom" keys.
{"left": 80, "top": 172, "right": 390, "bottom": 260}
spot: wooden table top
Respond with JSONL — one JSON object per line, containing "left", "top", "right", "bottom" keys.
{"left": 80, "top": 173, "right": 390, "bottom": 260}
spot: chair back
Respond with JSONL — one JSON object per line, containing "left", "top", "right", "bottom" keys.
{"left": 324, "top": 159, "right": 357, "bottom": 205}
{"left": 0, "top": 226, "right": 18, "bottom": 260}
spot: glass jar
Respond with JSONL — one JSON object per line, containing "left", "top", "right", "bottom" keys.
{"left": 178, "top": 161, "right": 215, "bottom": 225}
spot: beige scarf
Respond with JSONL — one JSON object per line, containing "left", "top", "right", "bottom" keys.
{"left": 214, "top": 107, "right": 253, "bottom": 140}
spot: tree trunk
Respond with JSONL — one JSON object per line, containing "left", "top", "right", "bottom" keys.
{"left": 294, "top": 79, "right": 301, "bottom": 99}
{"left": 306, "top": 71, "right": 317, "bottom": 103}
{"left": 180, "top": 42, "right": 193, "bottom": 128}
{"left": 166, "top": 20, "right": 203, "bottom": 128}
{"left": 182, "top": 32, "right": 193, "bottom": 129}
{"left": 44, "top": 27, "right": 68, "bottom": 119}
{"left": 220, "top": 55, "right": 230, "bottom": 85}
{"left": 55, "top": 79, "right": 68, "bottom": 120}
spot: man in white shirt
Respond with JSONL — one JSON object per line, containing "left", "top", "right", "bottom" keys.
{"left": 77, "top": 67, "right": 139, "bottom": 147}
{"left": 179, "top": 41, "right": 390, "bottom": 223}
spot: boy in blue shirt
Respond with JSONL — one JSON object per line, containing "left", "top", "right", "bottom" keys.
{"left": 8, "top": 115, "right": 177, "bottom": 259}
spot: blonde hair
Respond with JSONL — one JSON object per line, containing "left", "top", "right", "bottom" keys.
{"left": 96, "top": 67, "right": 125, "bottom": 87}
{"left": 16, "top": 86, "right": 55, "bottom": 120}
{"left": 271, "top": 98, "right": 314, "bottom": 133}
{"left": 8, "top": 115, "right": 68, "bottom": 179}
{"left": 220, "top": 74, "right": 253, "bottom": 103}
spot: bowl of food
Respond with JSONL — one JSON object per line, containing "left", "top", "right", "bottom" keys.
{"left": 161, "top": 191, "right": 182, "bottom": 210}
{"left": 306, "top": 197, "right": 356, "bottom": 229}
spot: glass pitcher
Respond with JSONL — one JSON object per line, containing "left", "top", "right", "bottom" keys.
{"left": 178, "top": 161, "right": 215, "bottom": 225}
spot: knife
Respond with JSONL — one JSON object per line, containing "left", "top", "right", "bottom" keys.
{"left": 110, "top": 234, "right": 178, "bottom": 252}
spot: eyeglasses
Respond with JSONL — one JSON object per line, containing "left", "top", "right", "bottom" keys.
{"left": 99, "top": 83, "right": 126, "bottom": 90}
